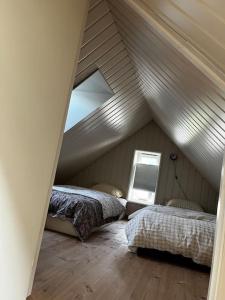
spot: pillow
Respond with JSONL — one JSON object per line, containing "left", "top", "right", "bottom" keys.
{"left": 91, "top": 183, "right": 123, "bottom": 198}
{"left": 167, "top": 199, "right": 204, "bottom": 212}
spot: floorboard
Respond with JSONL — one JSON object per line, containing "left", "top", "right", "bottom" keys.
{"left": 29, "top": 221, "right": 209, "bottom": 300}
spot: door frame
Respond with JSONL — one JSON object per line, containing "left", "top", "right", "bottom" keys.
{"left": 208, "top": 151, "right": 225, "bottom": 300}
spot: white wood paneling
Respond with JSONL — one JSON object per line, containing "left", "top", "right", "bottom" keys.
{"left": 136, "top": 0, "right": 225, "bottom": 78}
{"left": 108, "top": 0, "right": 225, "bottom": 189}
{"left": 55, "top": 0, "right": 151, "bottom": 182}
{"left": 71, "top": 121, "right": 218, "bottom": 214}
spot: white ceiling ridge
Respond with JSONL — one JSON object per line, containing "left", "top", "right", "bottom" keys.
{"left": 123, "top": 0, "right": 225, "bottom": 95}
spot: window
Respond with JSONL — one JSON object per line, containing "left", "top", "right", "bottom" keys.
{"left": 64, "top": 70, "right": 114, "bottom": 132}
{"left": 128, "top": 151, "right": 161, "bottom": 205}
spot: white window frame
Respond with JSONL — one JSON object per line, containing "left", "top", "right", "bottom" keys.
{"left": 127, "top": 150, "right": 162, "bottom": 205}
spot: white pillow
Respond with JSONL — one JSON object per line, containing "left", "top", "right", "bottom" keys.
{"left": 167, "top": 199, "right": 204, "bottom": 212}
{"left": 91, "top": 183, "right": 124, "bottom": 198}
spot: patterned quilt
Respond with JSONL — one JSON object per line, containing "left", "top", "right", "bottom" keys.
{"left": 49, "top": 185, "right": 125, "bottom": 241}
{"left": 126, "top": 205, "right": 216, "bottom": 266}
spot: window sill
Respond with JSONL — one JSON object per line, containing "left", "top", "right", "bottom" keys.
{"left": 128, "top": 199, "right": 154, "bottom": 206}
{"left": 126, "top": 201, "right": 149, "bottom": 216}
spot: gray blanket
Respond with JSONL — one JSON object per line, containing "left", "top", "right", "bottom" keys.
{"left": 49, "top": 186, "right": 125, "bottom": 241}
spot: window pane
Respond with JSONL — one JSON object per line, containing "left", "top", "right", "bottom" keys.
{"left": 128, "top": 151, "right": 161, "bottom": 205}
{"left": 65, "top": 70, "right": 114, "bottom": 132}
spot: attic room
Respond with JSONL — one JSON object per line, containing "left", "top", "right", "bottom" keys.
{"left": 27, "top": 0, "right": 225, "bottom": 299}
{"left": 1, "top": 1, "right": 225, "bottom": 300}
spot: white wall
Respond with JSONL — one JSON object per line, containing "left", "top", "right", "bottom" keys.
{"left": 0, "top": 1, "right": 88, "bottom": 299}
{"left": 71, "top": 121, "right": 218, "bottom": 213}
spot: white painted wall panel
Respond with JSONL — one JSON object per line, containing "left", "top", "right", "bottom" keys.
{"left": 0, "top": 1, "right": 88, "bottom": 299}
{"left": 71, "top": 121, "right": 218, "bottom": 213}
{"left": 56, "top": 0, "right": 151, "bottom": 182}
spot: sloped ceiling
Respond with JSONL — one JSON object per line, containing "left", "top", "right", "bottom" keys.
{"left": 107, "top": 0, "right": 225, "bottom": 190}
{"left": 57, "top": 0, "right": 225, "bottom": 190}
{"left": 134, "top": 0, "right": 225, "bottom": 80}
{"left": 55, "top": 0, "right": 152, "bottom": 182}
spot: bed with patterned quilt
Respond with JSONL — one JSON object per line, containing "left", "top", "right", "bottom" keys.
{"left": 46, "top": 185, "right": 126, "bottom": 241}
{"left": 126, "top": 205, "right": 216, "bottom": 267}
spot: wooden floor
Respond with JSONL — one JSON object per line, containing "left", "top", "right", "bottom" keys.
{"left": 29, "top": 221, "right": 210, "bottom": 300}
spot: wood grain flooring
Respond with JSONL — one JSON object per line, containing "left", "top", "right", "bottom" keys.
{"left": 29, "top": 221, "right": 209, "bottom": 300}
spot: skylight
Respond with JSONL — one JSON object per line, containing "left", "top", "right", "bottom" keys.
{"left": 64, "top": 70, "right": 114, "bottom": 132}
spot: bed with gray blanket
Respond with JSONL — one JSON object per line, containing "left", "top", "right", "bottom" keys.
{"left": 46, "top": 185, "right": 126, "bottom": 241}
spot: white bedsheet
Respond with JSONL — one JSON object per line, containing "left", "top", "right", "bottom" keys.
{"left": 126, "top": 205, "right": 216, "bottom": 266}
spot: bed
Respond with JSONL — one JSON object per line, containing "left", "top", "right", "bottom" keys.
{"left": 46, "top": 185, "right": 126, "bottom": 241}
{"left": 126, "top": 205, "right": 216, "bottom": 267}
